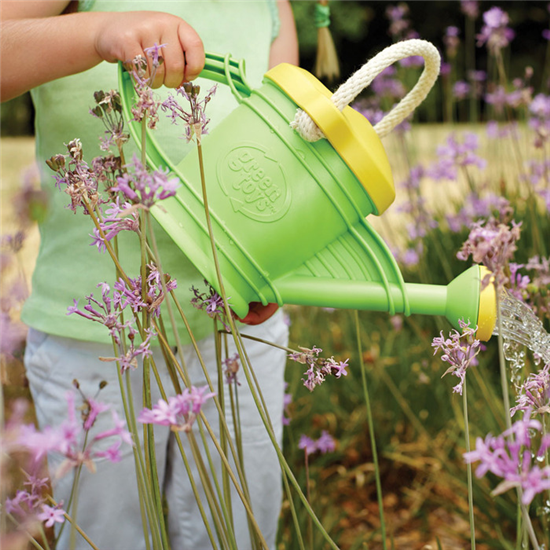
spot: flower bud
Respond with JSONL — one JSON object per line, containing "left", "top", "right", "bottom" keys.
{"left": 46, "top": 154, "right": 66, "bottom": 172}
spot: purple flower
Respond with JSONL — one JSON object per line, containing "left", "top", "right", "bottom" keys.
{"left": 457, "top": 217, "right": 522, "bottom": 290}
{"left": 511, "top": 365, "right": 550, "bottom": 417}
{"left": 464, "top": 412, "right": 550, "bottom": 505}
{"left": 298, "top": 435, "right": 317, "bottom": 456}
{"left": 477, "top": 7, "right": 515, "bottom": 54}
{"left": 111, "top": 155, "right": 180, "bottom": 208}
{"left": 17, "top": 391, "right": 132, "bottom": 478}
{"left": 444, "top": 26, "right": 460, "bottom": 57}
{"left": 427, "top": 132, "right": 486, "bottom": 182}
{"left": 432, "top": 319, "right": 481, "bottom": 395}
{"left": 46, "top": 139, "right": 103, "bottom": 214}
{"left": 288, "top": 346, "right": 350, "bottom": 392}
{"left": 370, "top": 67, "right": 406, "bottom": 100}
{"left": 446, "top": 191, "right": 511, "bottom": 233}
{"left": 460, "top": 0, "right": 479, "bottom": 19}
{"left": 299, "top": 430, "right": 336, "bottom": 456}
{"left": 385, "top": 4, "right": 411, "bottom": 39}
{"left": 37, "top": 504, "right": 66, "bottom": 528}
{"left": 161, "top": 82, "right": 217, "bottom": 143}
{"left": 543, "top": 29, "right": 550, "bottom": 41}
{"left": 90, "top": 198, "right": 140, "bottom": 252}
{"left": 127, "top": 45, "right": 166, "bottom": 130}
{"left": 528, "top": 94, "right": 550, "bottom": 148}
{"left": 190, "top": 280, "right": 229, "bottom": 327}
{"left": 222, "top": 353, "right": 240, "bottom": 385}
{"left": 138, "top": 386, "right": 216, "bottom": 432}
{"left": 453, "top": 81, "right": 470, "bottom": 101}
{"left": 89, "top": 90, "right": 128, "bottom": 152}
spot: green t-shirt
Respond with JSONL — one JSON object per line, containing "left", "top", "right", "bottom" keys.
{"left": 22, "top": 1, "right": 279, "bottom": 345}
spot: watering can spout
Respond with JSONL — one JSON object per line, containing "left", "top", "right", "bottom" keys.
{"left": 273, "top": 265, "right": 497, "bottom": 341}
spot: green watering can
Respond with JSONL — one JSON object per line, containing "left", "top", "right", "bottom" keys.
{"left": 118, "top": 40, "right": 497, "bottom": 341}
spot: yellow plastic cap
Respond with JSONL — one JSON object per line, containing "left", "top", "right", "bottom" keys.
{"left": 265, "top": 64, "right": 396, "bottom": 215}
{"left": 476, "top": 266, "right": 496, "bottom": 341}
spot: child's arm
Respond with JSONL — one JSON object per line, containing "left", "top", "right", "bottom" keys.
{"left": 269, "top": 0, "right": 299, "bottom": 69}
{"left": 1, "top": 2, "right": 204, "bottom": 102}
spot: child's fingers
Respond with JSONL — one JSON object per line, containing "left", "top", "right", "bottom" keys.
{"left": 176, "top": 22, "right": 204, "bottom": 81}
{"left": 157, "top": 37, "right": 186, "bottom": 89}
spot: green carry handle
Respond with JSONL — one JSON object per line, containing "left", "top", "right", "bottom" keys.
{"left": 118, "top": 49, "right": 497, "bottom": 341}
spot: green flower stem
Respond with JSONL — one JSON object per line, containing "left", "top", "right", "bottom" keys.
{"left": 124, "top": 368, "right": 162, "bottom": 550}
{"left": 137, "top": 207, "right": 169, "bottom": 550}
{"left": 37, "top": 523, "right": 51, "bottom": 550}
{"left": 282, "top": 468, "right": 307, "bottom": 550}
{"left": 171, "top": 431, "right": 221, "bottom": 549}
{"left": 213, "top": 322, "right": 234, "bottom": 531}
{"left": 354, "top": 310, "right": 387, "bottom": 550}
{"left": 196, "top": 136, "right": 333, "bottom": 547}
{"left": 6, "top": 512, "right": 46, "bottom": 550}
{"left": 139, "top": 334, "right": 239, "bottom": 550}
{"left": 45, "top": 496, "right": 101, "bottom": 550}
{"left": 463, "top": 378, "right": 476, "bottom": 550}
{"left": 304, "top": 449, "right": 313, "bottom": 550}
{"left": 60, "top": 431, "right": 89, "bottom": 549}
{"left": 163, "top": 294, "right": 264, "bottom": 508}
{"left": 232, "top": 326, "right": 340, "bottom": 549}
{"left": 82, "top": 197, "right": 131, "bottom": 286}
{"left": 193, "top": 406, "right": 269, "bottom": 548}
{"left": 187, "top": 430, "right": 239, "bottom": 550}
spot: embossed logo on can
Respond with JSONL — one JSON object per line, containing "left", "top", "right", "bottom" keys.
{"left": 217, "top": 144, "right": 290, "bottom": 222}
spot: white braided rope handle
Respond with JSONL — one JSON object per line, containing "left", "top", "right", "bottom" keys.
{"left": 291, "top": 39, "right": 441, "bottom": 141}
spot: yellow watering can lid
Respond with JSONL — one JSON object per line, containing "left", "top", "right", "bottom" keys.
{"left": 265, "top": 64, "right": 396, "bottom": 215}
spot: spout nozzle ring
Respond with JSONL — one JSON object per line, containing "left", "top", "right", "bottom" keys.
{"left": 476, "top": 266, "right": 497, "bottom": 342}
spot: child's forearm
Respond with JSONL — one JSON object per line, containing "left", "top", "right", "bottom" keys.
{"left": 1, "top": 10, "right": 205, "bottom": 102}
{"left": 1, "top": 13, "right": 108, "bottom": 101}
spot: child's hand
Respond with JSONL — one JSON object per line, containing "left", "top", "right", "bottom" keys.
{"left": 238, "top": 303, "right": 280, "bottom": 326}
{"left": 94, "top": 11, "right": 205, "bottom": 88}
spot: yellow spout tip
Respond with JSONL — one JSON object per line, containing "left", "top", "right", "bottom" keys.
{"left": 476, "top": 266, "right": 496, "bottom": 342}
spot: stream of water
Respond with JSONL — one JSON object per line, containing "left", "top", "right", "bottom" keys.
{"left": 494, "top": 290, "right": 550, "bottom": 384}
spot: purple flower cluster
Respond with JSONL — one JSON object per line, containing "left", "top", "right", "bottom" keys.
{"left": 190, "top": 280, "right": 228, "bottom": 325}
{"left": 457, "top": 217, "right": 522, "bottom": 289}
{"left": 511, "top": 365, "right": 550, "bottom": 417}
{"left": 90, "top": 197, "right": 140, "bottom": 253}
{"left": 427, "top": 132, "right": 486, "bottom": 182}
{"left": 298, "top": 430, "right": 336, "bottom": 456}
{"left": 138, "top": 386, "right": 216, "bottom": 432}
{"left": 128, "top": 44, "right": 167, "bottom": 130}
{"left": 370, "top": 67, "right": 406, "bottom": 100}
{"left": 67, "top": 271, "right": 175, "bottom": 371}
{"left": 111, "top": 154, "right": 180, "bottom": 209}
{"left": 16, "top": 391, "right": 132, "bottom": 479}
{"left": 477, "top": 7, "right": 515, "bottom": 54}
{"left": 528, "top": 94, "right": 550, "bottom": 148}
{"left": 89, "top": 90, "right": 128, "bottom": 152}
{"left": 446, "top": 191, "right": 511, "bottom": 233}
{"left": 288, "top": 346, "right": 349, "bottom": 392}
{"left": 161, "top": 82, "right": 217, "bottom": 143}
{"left": 385, "top": 3, "right": 412, "bottom": 40}
{"left": 464, "top": 413, "right": 550, "bottom": 505}
{"left": 46, "top": 139, "right": 103, "bottom": 214}
{"left": 453, "top": 81, "right": 470, "bottom": 101}
{"left": 432, "top": 319, "right": 481, "bottom": 395}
